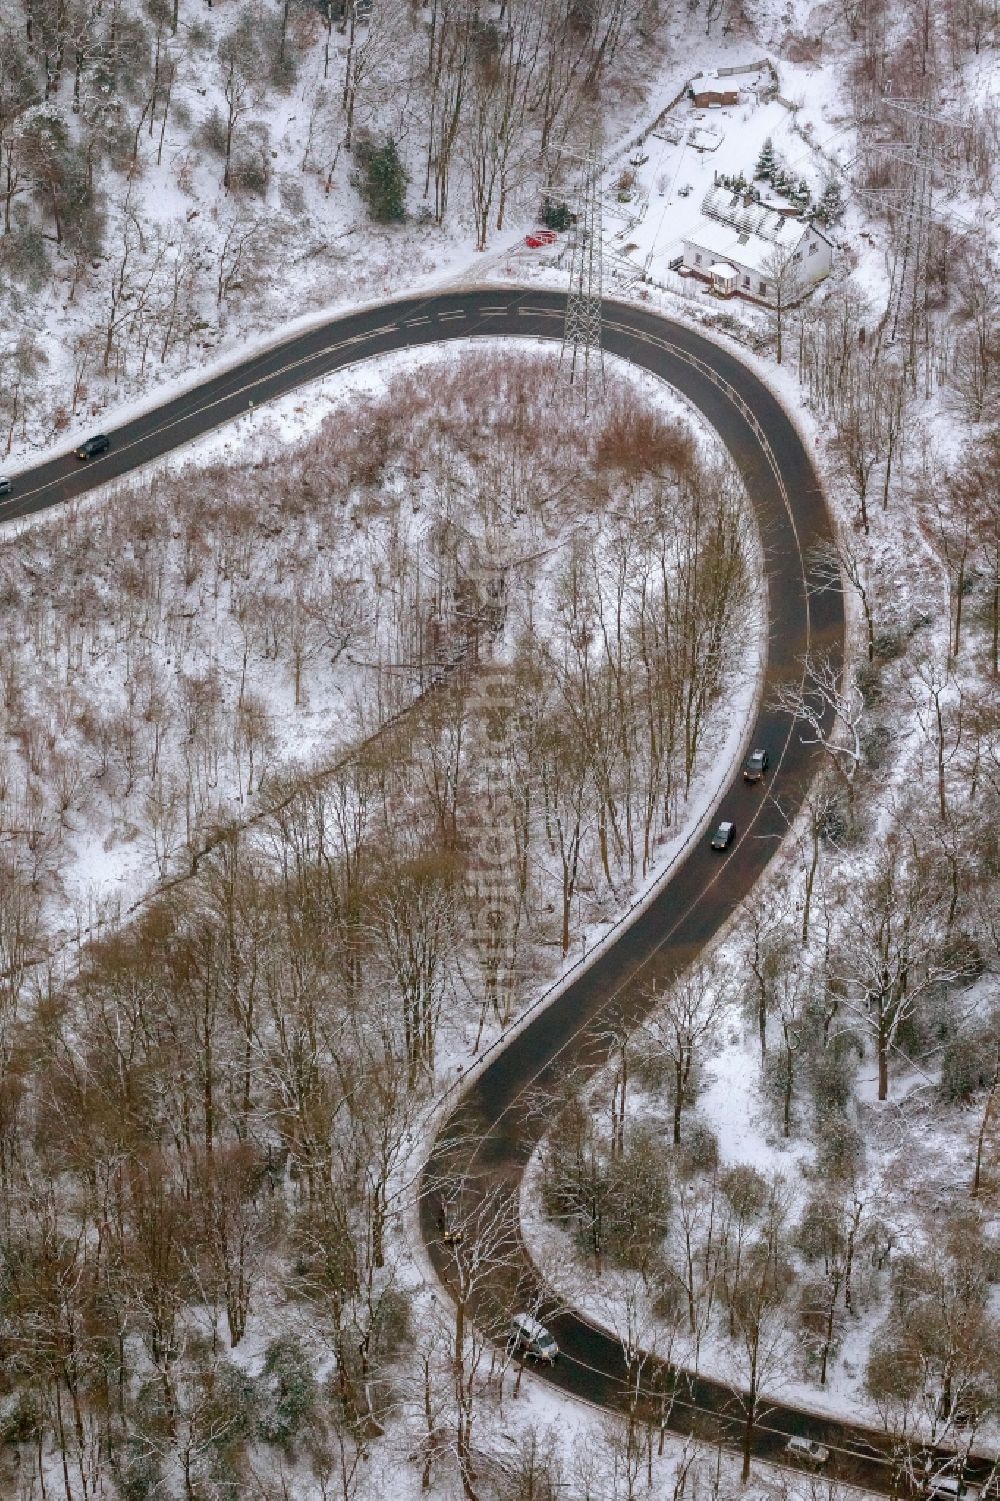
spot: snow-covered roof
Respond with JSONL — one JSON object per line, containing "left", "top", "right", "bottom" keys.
{"left": 683, "top": 217, "right": 816, "bottom": 276}
{"left": 701, "top": 184, "right": 811, "bottom": 249}
{"left": 710, "top": 262, "right": 737, "bottom": 277}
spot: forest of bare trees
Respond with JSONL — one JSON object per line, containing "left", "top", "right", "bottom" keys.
{"left": 0, "top": 349, "right": 758, "bottom": 1496}
{"left": 532, "top": 178, "right": 1000, "bottom": 1474}
{"left": 520, "top": 0, "right": 1000, "bottom": 1447}
{"left": 0, "top": 0, "right": 670, "bottom": 444}
{"left": 535, "top": 759, "right": 1000, "bottom": 1469}
{"left": 1, "top": 0, "right": 999, "bottom": 1490}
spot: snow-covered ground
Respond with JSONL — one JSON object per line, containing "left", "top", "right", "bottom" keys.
{"left": 0, "top": 340, "right": 766, "bottom": 1122}
{"left": 1, "top": 0, "right": 700, "bottom": 464}
{"left": 0, "top": 9, "right": 871, "bottom": 470}
{"left": 2, "top": 0, "right": 999, "bottom": 1493}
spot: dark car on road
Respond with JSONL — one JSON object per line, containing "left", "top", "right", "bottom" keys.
{"left": 0, "top": 476, "right": 11, "bottom": 496}
{"left": 743, "top": 748, "right": 769, "bottom": 783}
{"left": 710, "top": 820, "right": 735, "bottom": 851}
{"left": 75, "top": 434, "right": 111, "bottom": 460}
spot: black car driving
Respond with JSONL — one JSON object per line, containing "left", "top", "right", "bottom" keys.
{"left": 710, "top": 820, "right": 735, "bottom": 851}
{"left": 743, "top": 748, "right": 769, "bottom": 783}
{"left": 75, "top": 434, "right": 111, "bottom": 460}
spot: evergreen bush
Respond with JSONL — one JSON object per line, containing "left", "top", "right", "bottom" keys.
{"left": 815, "top": 178, "right": 844, "bottom": 225}
{"left": 541, "top": 197, "right": 572, "bottom": 231}
{"left": 352, "top": 134, "right": 409, "bottom": 222}
{"left": 256, "top": 1336, "right": 317, "bottom": 1448}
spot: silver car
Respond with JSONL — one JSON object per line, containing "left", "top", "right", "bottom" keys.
{"left": 509, "top": 1312, "right": 558, "bottom": 1364}
{"left": 785, "top": 1437, "right": 830, "bottom": 1467}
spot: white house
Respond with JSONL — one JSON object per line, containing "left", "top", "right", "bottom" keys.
{"left": 680, "top": 184, "right": 833, "bottom": 304}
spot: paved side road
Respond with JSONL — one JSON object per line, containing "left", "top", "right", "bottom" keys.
{"left": 4, "top": 289, "right": 992, "bottom": 1495}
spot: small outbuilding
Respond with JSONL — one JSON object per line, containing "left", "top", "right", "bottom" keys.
{"left": 689, "top": 71, "right": 740, "bottom": 107}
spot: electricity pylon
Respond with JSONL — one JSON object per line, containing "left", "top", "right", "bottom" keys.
{"left": 881, "top": 97, "right": 938, "bottom": 348}
{"left": 562, "top": 133, "right": 604, "bottom": 414}
{"left": 856, "top": 94, "right": 961, "bottom": 361}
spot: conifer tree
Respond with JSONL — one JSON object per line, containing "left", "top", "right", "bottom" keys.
{"left": 816, "top": 178, "right": 844, "bottom": 225}
{"left": 352, "top": 135, "right": 409, "bottom": 222}
{"left": 755, "top": 136, "right": 776, "bottom": 180}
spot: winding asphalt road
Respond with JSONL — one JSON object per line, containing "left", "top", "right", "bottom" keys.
{"left": 3, "top": 288, "right": 992, "bottom": 1494}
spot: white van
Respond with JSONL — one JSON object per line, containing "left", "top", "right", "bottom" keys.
{"left": 509, "top": 1312, "right": 558, "bottom": 1364}
{"left": 785, "top": 1436, "right": 830, "bottom": 1467}
{"left": 929, "top": 1478, "right": 979, "bottom": 1501}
